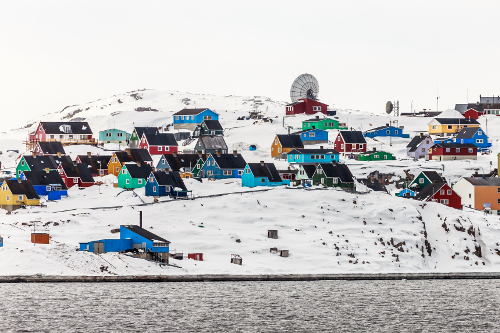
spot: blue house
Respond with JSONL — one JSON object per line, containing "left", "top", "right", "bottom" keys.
{"left": 145, "top": 170, "right": 189, "bottom": 198}
{"left": 173, "top": 108, "right": 219, "bottom": 131}
{"left": 198, "top": 152, "right": 247, "bottom": 179}
{"left": 292, "top": 129, "right": 329, "bottom": 145}
{"left": 19, "top": 170, "right": 68, "bottom": 200}
{"left": 99, "top": 128, "right": 130, "bottom": 145}
{"left": 396, "top": 188, "right": 417, "bottom": 197}
{"left": 287, "top": 148, "right": 339, "bottom": 164}
{"left": 79, "top": 225, "right": 170, "bottom": 261}
{"left": 364, "top": 124, "right": 410, "bottom": 138}
{"left": 249, "top": 145, "right": 257, "bottom": 151}
{"left": 242, "top": 162, "right": 290, "bottom": 187}
{"left": 454, "top": 127, "right": 491, "bottom": 151}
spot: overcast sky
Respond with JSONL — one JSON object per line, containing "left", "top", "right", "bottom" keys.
{"left": 1, "top": 1, "right": 499, "bottom": 131}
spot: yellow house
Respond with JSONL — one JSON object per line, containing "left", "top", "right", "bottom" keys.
{"left": 428, "top": 118, "right": 480, "bottom": 136}
{"left": 0, "top": 180, "right": 40, "bottom": 211}
{"left": 271, "top": 134, "right": 304, "bottom": 158}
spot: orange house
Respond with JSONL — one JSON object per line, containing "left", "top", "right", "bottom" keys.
{"left": 453, "top": 177, "right": 500, "bottom": 213}
{"left": 271, "top": 134, "right": 304, "bottom": 159}
{"left": 107, "top": 149, "right": 153, "bottom": 176}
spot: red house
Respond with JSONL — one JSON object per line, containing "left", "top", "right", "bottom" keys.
{"left": 285, "top": 98, "right": 328, "bottom": 116}
{"left": 57, "top": 163, "right": 95, "bottom": 188}
{"left": 139, "top": 132, "right": 178, "bottom": 155}
{"left": 464, "top": 108, "right": 482, "bottom": 119}
{"left": 415, "top": 183, "right": 462, "bottom": 209}
{"left": 27, "top": 121, "right": 95, "bottom": 151}
{"left": 334, "top": 131, "right": 367, "bottom": 156}
{"left": 428, "top": 143, "right": 477, "bottom": 161}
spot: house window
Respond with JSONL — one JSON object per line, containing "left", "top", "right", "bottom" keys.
{"left": 261, "top": 178, "right": 266, "bottom": 183}
{"left": 478, "top": 131, "right": 482, "bottom": 135}
{"left": 384, "top": 155, "right": 388, "bottom": 159}
{"left": 18, "top": 195, "right": 23, "bottom": 201}
{"left": 158, "top": 146, "right": 162, "bottom": 151}
{"left": 341, "top": 144, "right": 344, "bottom": 150}
{"left": 419, "top": 178, "right": 424, "bottom": 184}
{"left": 313, "top": 106, "right": 321, "bottom": 111}
{"left": 46, "top": 186, "right": 51, "bottom": 192}
{"left": 421, "top": 148, "right": 425, "bottom": 152}
{"left": 60, "top": 135, "right": 63, "bottom": 139}
{"left": 126, "top": 179, "right": 130, "bottom": 184}
{"left": 432, "top": 126, "right": 438, "bottom": 130}
{"left": 447, "top": 125, "right": 453, "bottom": 130}
{"left": 469, "top": 194, "right": 471, "bottom": 198}
{"left": 440, "top": 190, "right": 444, "bottom": 195}
{"left": 295, "top": 155, "right": 300, "bottom": 160}
{"left": 116, "top": 167, "right": 119, "bottom": 172}
{"left": 395, "top": 130, "right": 398, "bottom": 134}
{"left": 207, "top": 170, "right": 213, "bottom": 176}
{"left": 50, "top": 135, "right": 54, "bottom": 139}
{"left": 359, "top": 144, "right": 364, "bottom": 149}
{"left": 476, "top": 139, "right": 483, "bottom": 144}
{"left": 337, "top": 136, "right": 341, "bottom": 141}
{"left": 426, "top": 140, "right": 429, "bottom": 144}
{"left": 374, "top": 155, "right": 379, "bottom": 159}
{"left": 153, "top": 186, "right": 157, "bottom": 192}
{"left": 165, "top": 146, "right": 169, "bottom": 151}
{"left": 122, "top": 169, "right": 127, "bottom": 174}
{"left": 117, "top": 132, "right": 123, "bottom": 137}
{"left": 6, "top": 195, "right": 10, "bottom": 201}
{"left": 317, "top": 169, "right": 323, "bottom": 174}
{"left": 321, "top": 178, "right": 324, "bottom": 184}
{"left": 440, "top": 199, "right": 449, "bottom": 204}
{"left": 204, "top": 116, "right": 212, "bottom": 120}
{"left": 309, "top": 132, "right": 315, "bottom": 138}
{"left": 446, "top": 148, "right": 450, "bottom": 153}
{"left": 238, "top": 170, "right": 243, "bottom": 176}
{"left": 223, "top": 170, "right": 232, "bottom": 176}
{"left": 278, "top": 148, "right": 282, "bottom": 153}
{"left": 468, "top": 148, "right": 473, "bottom": 153}
{"left": 497, "top": 188, "right": 500, "bottom": 193}
{"left": 106, "top": 132, "right": 112, "bottom": 137}
{"left": 2, "top": 186, "right": 6, "bottom": 191}
{"left": 21, "top": 160, "right": 25, "bottom": 166}
{"left": 333, "top": 178, "right": 338, "bottom": 184}
{"left": 113, "top": 157, "right": 117, "bottom": 163}
{"left": 138, "top": 179, "right": 143, "bottom": 185}
{"left": 149, "top": 177, "right": 154, "bottom": 182}
{"left": 69, "top": 135, "right": 73, "bottom": 139}
{"left": 245, "top": 168, "right": 250, "bottom": 174}
{"left": 456, "top": 148, "right": 460, "bottom": 153}
{"left": 386, "top": 130, "right": 390, "bottom": 134}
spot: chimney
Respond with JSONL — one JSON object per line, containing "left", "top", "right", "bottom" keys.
{"left": 288, "top": 127, "right": 290, "bottom": 134}
{"left": 165, "top": 168, "right": 170, "bottom": 173}
{"left": 57, "top": 152, "right": 62, "bottom": 158}
{"left": 87, "top": 152, "right": 91, "bottom": 158}
{"left": 420, "top": 133, "right": 423, "bottom": 138}
{"left": 373, "top": 147, "right": 376, "bottom": 151}
{"left": 32, "top": 151, "right": 36, "bottom": 157}
{"left": 137, "top": 161, "right": 141, "bottom": 167}
{"left": 73, "top": 160, "right": 77, "bottom": 166}
{"left": 260, "top": 161, "right": 265, "bottom": 166}
{"left": 320, "top": 146, "right": 323, "bottom": 150}
{"left": 287, "top": 166, "right": 290, "bottom": 170}
{"left": 139, "top": 211, "right": 142, "bottom": 228}
{"left": 197, "top": 150, "right": 203, "bottom": 157}
{"left": 314, "top": 163, "right": 318, "bottom": 167}
{"left": 45, "top": 168, "right": 49, "bottom": 173}
{"left": 233, "top": 150, "right": 237, "bottom": 157}
{"left": 216, "top": 149, "right": 221, "bottom": 157}
{"left": 386, "top": 123, "right": 389, "bottom": 127}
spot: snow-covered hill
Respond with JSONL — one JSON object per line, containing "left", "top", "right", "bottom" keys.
{"left": 1, "top": 89, "right": 500, "bottom": 276}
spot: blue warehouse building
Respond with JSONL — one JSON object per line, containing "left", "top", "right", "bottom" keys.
{"left": 292, "top": 129, "right": 329, "bottom": 145}
{"left": 364, "top": 124, "right": 410, "bottom": 138}
{"left": 173, "top": 108, "right": 219, "bottom": 131}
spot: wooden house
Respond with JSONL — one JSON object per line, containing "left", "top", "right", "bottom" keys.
{"left": 414, "top": 183, "right": 462, "bottom": 209}
{"left": 287, "top": 148, "right": 339, "bottom": 164}
{"left": 198, "top": 151, "right": 247, "bottom": 179}
{"left": 27, "top": 121, "right": 95, "bottom": 150}
{"left": 117, "top": 163, "right": 153, "bottom": 189}
{"left": 406, "top": 134, "right": 434, "bottom": 159}
{"left": 145, "top": 170, "right": 189, "bottom": 198}
{"left": 193, "top": 120, "right": 224, "bottom": 137}
{"left": 16, "top": 154, "right": 72, "bottom": 177}
{"left": 464, "top": 108, "right": 481, "bottom": 119}
{"left": 408, "top": 171, "right": 445, "bottom": 190}
{"left": 129, "top": 127, "right": 158, "bottom": 149}
{"left": 156, "top": 152, "right": 206, "bottom": 178}
{"left": 454, "top": 127, "right": 491, "bottom": 151}
{"left": 194, "top": 136, "right": 228, "bottom": 155}
{"left": 301, "top": 116, "right": 347, "bottom": 130}
{"left": 107, "top": 149, "right": 153, "bottom": 176}
{"left": 19, "top": 170, "right": 68, "bottom": 200}
{"left": 333, "top": 131, "right": 367, "bottom": 156}
{"left": 242, "top": 161, "right": 289, "bottom": 187}
{"left": 359, "top": 178, "right": 387, "bottom": 192}
{"left": 292, "top": 129, "right": 328, "bottom": 145}
{"left": 139, "top": 132, "right": 178, "bottom": 155}
{"left": 428, "top": 143, "right": 477, "bottom": 161}
{"left": 312, "top": 163, "right": 355, "bottom": 189}
{"left": 99, "top": 129, "right": 130, "bottom": 145}
{"left": 76, "top": 154, "right": 112, "bottom": 177}
{"left": 428, "top": 118, "right": 480, "bottom": 136}
{"left": 57, "top": 163, "right": 95, "bottom": 188}
{"left": 271, "top": 134, "right": 304, "bottom": 159}
{"left": 453, "top": 177, "right": 500, "bottom": 213}
{"left": 396, "top": 188, "right": 417, "bottom": 198}
{"left": 358, "top": 148, "right": 395, "bottom": 161}
{"left": 285, "top": 98, "right": 328, "bottom": 115}
{"left": 0, "top": 179, "right": 40, "bottom": 211}
{"left": 192, "top": 153, "right": 210, "bottom": 177}
{"left": 277, "top": 168, "right": 298, "bottom": 182}
{"left": 363, "top": 124, "right": 410, "bottom": 138}
{"left": 295, "top": 164, "right": 317, "bottom": 186}
{"left": 173, "top": 108, "right": 219, "bottom": 130}
{"left": 33, "top": 142, "right": 66, "bottom": 156}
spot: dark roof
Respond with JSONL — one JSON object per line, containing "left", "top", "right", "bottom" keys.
{"left": 319, "top": 163, "right": 354, "bottom": 183}
{"left": 22, "top": 171, "right": 67, "bottom": 190}
{"left": 60, "top": 163, "right": 79, "bottom": 178}
{"left": 198, "top": 136, "right": 228, "bottom": 150}
{"left": 76, "top": 163, "right": 95, "bottom": 183}
{"left": 288, "top": 148, "right": 339, "bottom": 155}
{"left": 359, "top": 178, "right": 387, "bottom": 192}
{"left": 407, "top": 135, "right": 430, "bottom": 151}
{"left": 144, "top": 133, "right": 178, "bottom": 146}
{"left": 152, "top": 171, "right": 187, "bottom": 191}
{"left": 277, "top": 169, "right": 298, "bottom": 175}
{"left": 248, "top": 163, "right": 283, "bottom": 182}
{"left": 22, "top": 155, "right": 58, "bottom": 171}
{"left": 174, "top": 108, "right": 211, "bottom": 116}
{"left": 421, "top": 171, "right": 446, "bottom": 183}
{"left": 301, "top": 165, "right": 317, "bottom": 178}
{"left": 276, "top": 134, "right": 304, "bottom": 149}
{"left": 415, "top": 183, "right": 446, "bottom": 201}
{"left": 163, "top": 154, "right": 206, "bottom": 171}
{"left": 133, "top": 127, "right": 158, "bottom": 138}
{"left": 40, "top": 122, "right": 92, "bottom": 134}
{"left": 431, "top": 143, "right": 477, "bottom": 149}
{"left": 303, "top": 117, "right": 334, "bottom": 122}
{"left": 339, "top": 131, "right": 366, "bottom": 144}
{"left": 121, "top": 225, "right": 170, "bottom": 244}
{"left": 464, "top": 177, "right": 500, "bottom": 186}
{"left": 286, "top": 101, "right": 303, "bottom": 106}
{"left": 203, "top": 120, "right": 223, "bottom": 131}
{"left": 6, "top": 180, "right": 40, "bottom": 199}
{"left": 115, "top": 151, "right": 133, "bottom": 163}
{"left": 124, "top": 163, "right": 153, "bottom": 179}
{"left": 77, "top": 155, "right": 112, "bottom": 170}
{"left": 37, "top": 142, "right": 65, "bottom": 155}
{"left": 455, "top": 127, "right": 482, "bottom": 139}
{"left": 433, "top": 118, "right": 479, "bottom": 125}
{"left": 212, "top": 153, "right": 247, "bottom": 169}
{"left": 129, "top": 149, "right": 153, "bottom": 163}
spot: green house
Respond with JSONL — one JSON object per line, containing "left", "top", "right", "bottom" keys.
{"left": 358, "top": 150, "right": 395, "bottom": 161}
{"left": 129, "top": 127, "right": 158, "bottom": 148}
{"left": 302, "top": 117, "right": 348, "bottom": 131}
{"left": 117, "top": 163, "right": 153, "bottom": 189}
{"left": 191, "top": 155, "right": 208, "bottom": 177}
{"left": 312, "top": 163, "right": 355, "bottom": 188}
{"left": 408, "top": 171, "right": 445, "bottom": 190}
{"left": 16, "top": 155, "right": 72, "bottom": 177}
{"left": 99, "top": 129, "right": 130, "bottom": 144}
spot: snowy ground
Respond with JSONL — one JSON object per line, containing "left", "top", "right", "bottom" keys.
{"left": 1, "top": 89, "right": 500, "bottom": 276}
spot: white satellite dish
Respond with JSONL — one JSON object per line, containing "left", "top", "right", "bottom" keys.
{"left": 290, "top": 74, "right": 319, "bottom": 103}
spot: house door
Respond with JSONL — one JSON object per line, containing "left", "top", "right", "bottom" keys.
{"left": 321, "top": 178, "right": 324, "bottom": 184}
{"left": 93, "top": 242, "right": 104, "bottom": 254}
{"left": 142, "top": 242, "right": 146, "bottom": 250}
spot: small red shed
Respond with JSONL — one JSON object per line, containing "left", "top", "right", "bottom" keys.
{"left": 334, "top": 131, "right": 367, "bottom": 155}
{"left": 285, "top": 98, "right": 328, "bottom": 116}
{"left": 31, "top": 233, "right": 50, "bottom": 244}
{"left": 415, "top": 183, "right": 462, "bottom": 209}
{"left": 464, "top": 108, "right": 482, "bottom": 119}
{"left": 188, "top": 253, "right": 203, "bottom": 261}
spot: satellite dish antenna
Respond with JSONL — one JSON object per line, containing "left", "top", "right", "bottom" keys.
{"left": 386, "top": 101, "right": 393, "bottom": 114}
{"left": 290, "top": 74, "right": 319, "bottom": 102}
